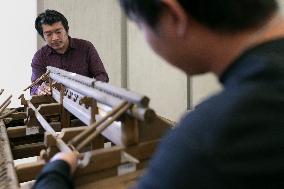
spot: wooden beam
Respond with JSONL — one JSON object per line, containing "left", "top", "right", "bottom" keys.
{"left": 75, "top": 141, "right": 157, "bottom": 178}
{"left": 30, "top": 95, "right": 55, "bottom": 106}
{"left": 7, "top": 122, "right": 61, "bottom": 139}
{"left": 125, "top": 140, "right": 159, "bottom": 161}
{"left": 7, "top": 126, "right": 26, "bottom": 138}
{"left": 75, "top": 146, "right": 123, "bottom": 177}
{"left": 6, "top": 112, "right": 26, "bottom": 120}
{"left": 0, "top": 120, "right": 20, "bottom": 188}
{"left": 122, "top": 115, "right": 139, "bottom": 146}
{"left": 61, "top": 108, "right": 71, "bottom": 128}
{"left": 14, "top": 141, "right": 157, "bottom": 184}
{"left": 38, "top": 103, "right": 61, "bottom": 116}
{"left": 45, "top": 126, "right": 87, "bottom": 147}
{"left": 16, "top": 160, "right": 45, "bottom": 183}
{"left": 9, "top": 134, "right": 43, "bottom": 146}
{"left": 138, "top": 116, "right": 172, "bottom": 143}
{"left": 12, "top": 142, "right": 45, "bottom": 159}
{"left": 15, "top": 146, "right": 123, "bottom": 183}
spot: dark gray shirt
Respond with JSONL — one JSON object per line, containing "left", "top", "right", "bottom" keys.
{"left": 137, "top": 38, "right": 284, "bottom": 188}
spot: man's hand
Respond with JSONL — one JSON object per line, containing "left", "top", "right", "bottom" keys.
{"left": 36, "top": 82, "right": 51, "bottom": 96}
{"left": 51, "top": 151, "right": 79, "bottom": 174}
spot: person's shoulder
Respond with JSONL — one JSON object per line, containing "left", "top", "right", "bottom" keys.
{"left": 179, "top": 80, "right": 284, "bottom": 146}
{"left": 33, "top": 44, "right": 50, "bottom": 59}
{"left": 175, "top": 88, "right": 252, "bottom": 145}
{"left": 71, "top": 37, "right": 94, "bottom": 48}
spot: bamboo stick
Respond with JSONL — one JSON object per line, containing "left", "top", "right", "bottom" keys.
{"left": 69, "top": 101, "right": 128, "bottom": 147}
{"left": 76, "top": 102, "right": 131, "bottom": 151}
{"left": 0, "top": 100, "right": 11, "bottom": 115}
{"left": 0, "top": 95, "right": 12, "bottom": 110}
{"left": 0, "top": 109, "right": 17, "bottom": 119}
{"left": 23, "top": 70, "right": 50, "bottom": 91}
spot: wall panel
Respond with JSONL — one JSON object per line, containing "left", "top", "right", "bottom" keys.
{"left": 127, "top": 22, "right": 188, "bottom": 121}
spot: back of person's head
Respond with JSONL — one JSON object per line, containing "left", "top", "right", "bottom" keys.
{"left": 35, "top": 9, "right": 69, "bottom": 38}
{"left": 119, "top": 0, "right": 278, "bottom": 32}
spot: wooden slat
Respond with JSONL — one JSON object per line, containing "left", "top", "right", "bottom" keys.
{"left": 7, "top": 126, "right": 26, "bottom": 138}
{"left": 122, "top": 115, "right": 139, "bottom": 146}
{"left": 138, "top": 116, "right": 172, "bottom": 143}
{"left": 30, "top": 95, "right": 55, "bottom": 106}
{"left": 14, "top": 146, "right": 123, "bottom": 183}
{"left": 75, "top": 146, "right": 123, "bottom": 177}
{"left": 0, "top": 120, "right": 19, "bottom": 189}
{"left": 9, "top": 134, "right": 43, "bottom": 146}
{"left": 38, "top": 103, "right": 61, "bottom": 116}
{"left": 12, "top": 142, "right": 45, "bottom": 159}
{"left": 76, "top": 140, "right": 157, "bottom": 178}
{"left": 61, "top": 108, "right": 71, "bottom": 128}
{"left": 16, "top": 160, "right": 45, "bottom": 183}
{"left": 45, "top": 126, "right": 87, "bottom": 147}
{"left": 125, "top": 140, "right": 159, "bottom": 161}
{"left": 6, "top": 112, "right": 26, "bottom": 120}
{"left": 7, "top": 121, "right": 61, "bottom": 139}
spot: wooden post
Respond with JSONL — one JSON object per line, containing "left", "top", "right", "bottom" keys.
{"left": 90, "top": 99, "right": 98, "bottom": 124}
{"left": 122, "top": 115, "right": 139, "bottom": 146}
{"left": 60, "top": 84, "right": 70, "bottom": 128}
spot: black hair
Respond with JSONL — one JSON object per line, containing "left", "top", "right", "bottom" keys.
{"left": 35, "top": 9, "right": 69, "bottom": 38}
{"left": 119, "top": 0, "right": 278, "bottom": 32}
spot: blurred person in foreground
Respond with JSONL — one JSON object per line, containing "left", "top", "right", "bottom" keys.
{"left": 33, "top": 0, "right": 284, "bottom": 188}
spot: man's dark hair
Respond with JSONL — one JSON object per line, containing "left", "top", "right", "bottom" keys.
{"left": 119, "top": 0, "right": 278, "bottom": 32}
{"left": 35, "top": 9, "right": 69, "bottom": 38}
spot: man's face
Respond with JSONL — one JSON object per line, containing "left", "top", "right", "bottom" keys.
{"left": 42, "top": 21, "right": 69, "bottom": 53}
{"left": 137, "top": 18, "right": 209, "bottom": 76}
{"left": 138, "top": 21, "right": 190, "bottom": 74}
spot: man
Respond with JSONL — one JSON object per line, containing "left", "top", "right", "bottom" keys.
{"left": 31, "top": 9, "right": 109, "bottom": 95}
{"left": 33, "top": 0, "right": 284, "bottom": 188}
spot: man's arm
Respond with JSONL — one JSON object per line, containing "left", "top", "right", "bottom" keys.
{"left": 32, "top": 152, "right": 78, "bottom": 189}
{"left": 31, "top": 51, "right": 47, "bottom": 95}
{"left": 87, "top": 43, "right": 109, "bottom": 82}
{"left": 32, "top": 160, "right": 74, "bottom": 189}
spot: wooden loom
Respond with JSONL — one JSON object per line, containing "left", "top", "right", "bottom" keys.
{"left": 0, "top": 67, "right": 172, "bottom": 189}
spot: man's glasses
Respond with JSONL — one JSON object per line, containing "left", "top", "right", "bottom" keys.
{"left": 43, "top": 28, "right": 65, "bottom": 39}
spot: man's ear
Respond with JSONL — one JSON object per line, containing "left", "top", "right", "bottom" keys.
{"left": 162, "top": 0, "right": 189, "bottom": 37}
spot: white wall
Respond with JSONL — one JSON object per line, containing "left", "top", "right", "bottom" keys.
{"left": 127, "top": 22, "right": 188, "bottom": 121}
{"left": 191, "top": 74, "right": 221, "bottom": 107}
{"left": 0, "top": 1, "right": 37, "bottom": 108}
{"left": 279, "top": 0, "right": 284, "bottom": 15}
